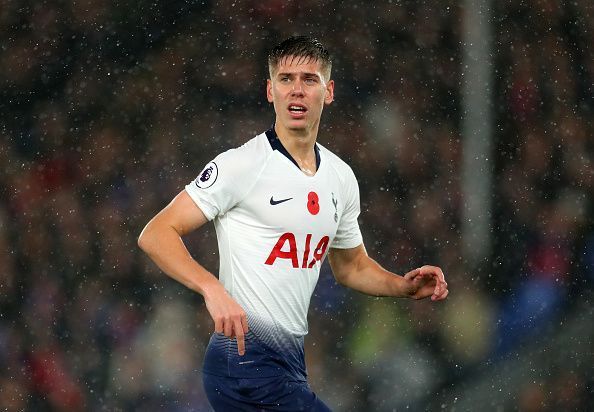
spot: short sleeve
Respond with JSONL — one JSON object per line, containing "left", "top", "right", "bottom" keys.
{"left": 331, "top": 167, "right": 363, "bottom": 249}
{"left": 185, "top": 138, "right": 266, "bottom": 220}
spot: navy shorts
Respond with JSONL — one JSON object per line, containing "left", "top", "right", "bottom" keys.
{"left": 202, "top": 332, "right": 331, "bottom": 411}
{"left": 203, "top": 372, "right": 331, "bottom": 411}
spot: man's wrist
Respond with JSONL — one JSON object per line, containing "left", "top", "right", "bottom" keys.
{"left": 199, "top": 278, "right": 225, "bottom": 300}
{"left": 392, "top": 274, "right": 414, "bottom": 299}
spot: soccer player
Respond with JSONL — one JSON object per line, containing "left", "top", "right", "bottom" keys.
{"left": 138, "top": 36, "right": 448, "bottom": 411}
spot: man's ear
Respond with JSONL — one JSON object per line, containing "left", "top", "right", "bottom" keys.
{"left": 324, "top": 80, "right": 334, "bottom": 105}
{"left": 267, "top": 79, "right": 273, "bottom": 103}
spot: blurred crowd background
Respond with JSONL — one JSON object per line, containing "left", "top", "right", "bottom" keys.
{"left": 1, "top": 0, "right": 592, "bottom": 411}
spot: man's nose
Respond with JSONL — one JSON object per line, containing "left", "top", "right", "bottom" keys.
{"left": 291, "top": 80, "right": 304, "bottom": 95}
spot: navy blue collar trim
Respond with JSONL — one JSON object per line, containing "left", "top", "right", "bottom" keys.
{"left": 265, "top": 127, "right": 321, "bottom": 170}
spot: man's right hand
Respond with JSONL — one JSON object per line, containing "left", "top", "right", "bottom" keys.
{"left": 138, "top": 190, "right": 250, "bottom": 356}
{"left": 203, "top": 283, "right": 249, "bottom": 356}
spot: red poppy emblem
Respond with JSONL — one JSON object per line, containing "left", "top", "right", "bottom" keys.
{"left": 307, "top": 192, "right": 320, "bottom": 215}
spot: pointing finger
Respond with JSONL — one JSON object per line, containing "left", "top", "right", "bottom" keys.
{"left": 241, "top": 312, "right": 249, "bottom": 334}
{"left": 235, "top": 320, "right": 246, "bottom": 356}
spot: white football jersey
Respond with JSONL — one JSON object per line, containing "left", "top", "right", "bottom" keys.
{"left": 185, "top": 128, "right": 362, "bottom": 353}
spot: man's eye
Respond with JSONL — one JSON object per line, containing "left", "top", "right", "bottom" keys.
{"left": 305, "top": 78, "right": 316, "bottom": 84}
{"left": 280, "top": 77, "right": 290, "bottom": 82}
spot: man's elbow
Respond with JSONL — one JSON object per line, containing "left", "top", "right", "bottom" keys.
{"left": 332, "top": 269, "right": 351, "bottom": 287}
{"left": 329, "top": 255, "right": 357, "bottom": 288}
{"left": 334, "top": 276, "right": 348, "bottom": 288}
{"left": 137, "top": 232, "right": 146, "bottom": 251}
{"left": 137, "top": 225, "right": 155, "bottom": 254}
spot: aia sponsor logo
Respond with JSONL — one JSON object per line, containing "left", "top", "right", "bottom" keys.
{"left": 265, "top": 233, "right": 329, "bottom": 268}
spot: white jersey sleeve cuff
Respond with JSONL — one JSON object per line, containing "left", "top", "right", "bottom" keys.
{"left": 184, "top": 183, "right": 218, "bottom": 221}
{"left": 330, "top": 234, "right": 363, "bottom": 249}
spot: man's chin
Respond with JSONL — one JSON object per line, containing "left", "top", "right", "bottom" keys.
{"left": 286, "top": 125, "right": 311, "bottom": 136}
{"left": 283, "top": 120, "right": 308, "bottom": 132}
{"left": 276, "top": 117, "right": 317, "bottom": 135}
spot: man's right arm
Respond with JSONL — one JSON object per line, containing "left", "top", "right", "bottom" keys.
{"left": 137, "top": 190, "right": 249, "bottom": 355}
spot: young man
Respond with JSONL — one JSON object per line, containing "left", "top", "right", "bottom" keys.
{"left": 138, "top": 36, "right": 448, "bottom": 411}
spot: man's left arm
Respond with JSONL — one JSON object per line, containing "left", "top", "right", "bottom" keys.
{"left": 328, "top": 245, "right": 449, "bottom": 301}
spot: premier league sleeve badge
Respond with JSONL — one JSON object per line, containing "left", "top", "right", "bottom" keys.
{"left": 195, "top": 161, "right": 219, "bottom": 189}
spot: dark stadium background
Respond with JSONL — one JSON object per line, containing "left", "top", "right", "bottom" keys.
{"left": 1, "top": 1, "right": 592, "bottom": 410}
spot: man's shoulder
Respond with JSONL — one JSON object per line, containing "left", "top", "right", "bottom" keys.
{"left": 224, "top": 132, "right": 269, "bottom": 157}
{"left": 317, "top": 143, "right": 356, "bottom": 178}
{"left": 213, "top": 132, "right": 270, "bottom": 166}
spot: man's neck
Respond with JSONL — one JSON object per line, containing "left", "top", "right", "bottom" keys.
{"left": 274, "top": 123, "right": 319, "bottom": 175}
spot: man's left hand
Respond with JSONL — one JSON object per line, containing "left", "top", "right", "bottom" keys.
{"left": 404, "top": 265, "right": 449, "bottom": 301}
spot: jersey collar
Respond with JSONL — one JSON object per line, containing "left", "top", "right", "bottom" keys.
{"left": 265, "top": 127, "right": 321, "bottom": 171}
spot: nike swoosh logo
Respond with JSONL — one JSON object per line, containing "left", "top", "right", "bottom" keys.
{"left": 270, "top": 196, "right": 293, "bottom": 205}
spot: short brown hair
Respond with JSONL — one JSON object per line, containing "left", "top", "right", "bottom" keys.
{"left": 268, "top": 36, "right": 332, "bottom": 81}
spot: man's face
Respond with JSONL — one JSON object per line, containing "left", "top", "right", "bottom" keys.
{"left": 267, "top": 56, "right": 334, "bottom": 134}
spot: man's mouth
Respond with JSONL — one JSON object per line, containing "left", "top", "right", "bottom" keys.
{"left": 288, "top": 104, "right": 307, "bottom": 115}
